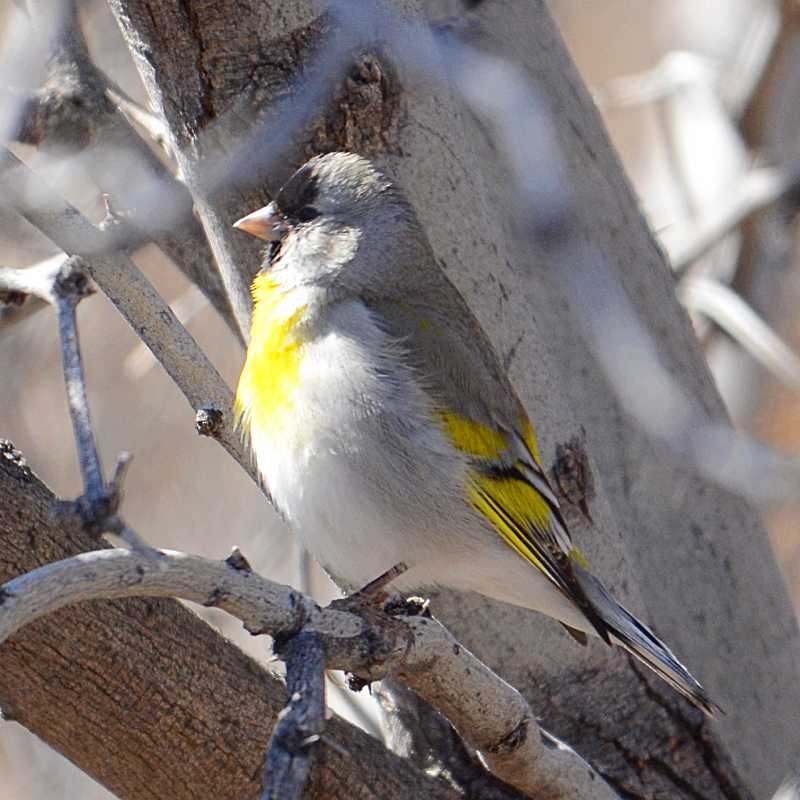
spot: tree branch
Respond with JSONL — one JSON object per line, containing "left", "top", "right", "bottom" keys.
{"left": 264, "top": 630, "right": 326, "bottom": 800}
{"left": 0, "top": 147, "right": 260, "bottom": 492}
{"left": 0, "top": 544, "right": 617, "bottom": 800}
{"left": 8, "top": 0, "right": 236, "bottom": 333}
{"left": 50, "top": 257, "right": 105, "bottom": 502}
{"left": 667, "top": 162, "right": 800, "bottom": 273}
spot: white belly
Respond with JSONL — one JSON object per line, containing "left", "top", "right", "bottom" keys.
{"left": 249, "top": 300, "right": 470, "bottom": 590}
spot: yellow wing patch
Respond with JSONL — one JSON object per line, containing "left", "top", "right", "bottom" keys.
{"left": 235, "top": 275, "right": 308, "bottom": 438}
{"left": 468, "top": 472, "right": 562, "bottom": 585}
{"left": 438, "top": 412, "right": 509, "bottom": 459}
{"left": 437, "top": 410, "right": 576, "bottom": 594}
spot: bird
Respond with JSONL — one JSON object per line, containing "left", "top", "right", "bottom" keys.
{"left": 233, "top": 151, "right": 715, "bottom": 715}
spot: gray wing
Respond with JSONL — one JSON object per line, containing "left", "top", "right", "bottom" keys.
{"left": 361, "top": 269, "right": 573, "bottom": 551}
{"left": 363, "top": 272, "right": 524, "bottom": 434}
{"left": 363, "top": 279, "right": 613, "bottom": 638}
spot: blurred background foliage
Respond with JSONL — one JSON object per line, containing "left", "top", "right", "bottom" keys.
{"left": 1, "top": 0, "right": 799, "bottom": 796}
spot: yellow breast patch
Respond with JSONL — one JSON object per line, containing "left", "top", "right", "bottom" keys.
{"left": 235, "top": 275, "right": 308, "bottom": 441}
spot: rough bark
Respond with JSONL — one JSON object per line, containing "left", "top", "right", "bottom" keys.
{"left": 97, "top": 0, "right": 800, "bottom": 798}
{"left": 0, "top": 442, "right": 455, "bottom": 800}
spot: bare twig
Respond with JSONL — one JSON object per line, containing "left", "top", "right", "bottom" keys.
{"left": 0, "top": 147, "right": 261, "bottom": 492}
{"left": 0, "top": 253, "right": 127, "bottom": 531}
{"left": 264, "top": 630, "right": 326, "bottom": 800}
{"left": 0, "top": 547, "right": 617, "bottom": 800}
{"left": 358, "top": 562, "right": 408, "bottom": 597}
{"left": 51, "top": 257, "right": 105, "bottom": 504}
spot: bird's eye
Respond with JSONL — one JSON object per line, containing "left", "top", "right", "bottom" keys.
{"left": 296, "top": 206, "right": 319, "bottom": 222}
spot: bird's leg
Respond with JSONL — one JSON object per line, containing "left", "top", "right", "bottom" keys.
{"left": 332, "top": 562, "right": 409, "bottom": 613}
{"left": 357, "top": 562, "right": 408, "bottom": 598}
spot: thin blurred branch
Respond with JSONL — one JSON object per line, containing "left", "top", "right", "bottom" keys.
{"left": 6, "top": 0, "right": 236, "bottom": 334}
{"left": 668, "top": 163, "right": 800, "bottom": 273}
{"left": 0, "top": 545, "right": 617, "bottom": 800}
{"left": 680, "top": 276, "right": 800, "bottom": 387}
{"left": 594, "top": 52, "right": 718, "bottom": 109}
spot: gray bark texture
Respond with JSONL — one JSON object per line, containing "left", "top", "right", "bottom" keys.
{"left": 0, "top": 442, "right": 457, "bottom": 799}
{"left": 3, "top": 0, "right": 797, "bottom": 797}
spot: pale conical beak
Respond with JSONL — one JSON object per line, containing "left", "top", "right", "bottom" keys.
{"left": 233, "top": 202, "right": 287, "bottom": 241}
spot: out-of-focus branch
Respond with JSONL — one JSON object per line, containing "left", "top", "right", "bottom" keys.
{"left": 667, "top": 163, "right": 800, "bottom": 273}
{"left": 8, "top": 0, "right": 236, "bottom": 335}
{"left": 0, "top": 545, "right": 617, "bottom": 800}
{"left": 680, "top": 276, "right": 800, "bottom": 387}
{"left": 593, "top": 51, "right": 718, "bottom": 110}
{"left": 0, "top": 147, "right": 260, "bottom": 491}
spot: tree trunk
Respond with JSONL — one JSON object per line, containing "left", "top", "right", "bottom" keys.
{"left": 39, "top": 0, "right": 800, "bottom": 797}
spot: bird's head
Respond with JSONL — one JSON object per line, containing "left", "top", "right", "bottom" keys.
{"left": 234, "top": 152, "right": 427, "bottom": 293}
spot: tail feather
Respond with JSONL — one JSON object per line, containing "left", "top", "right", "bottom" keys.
{"left": 573, "top": 564, "right": 719, "bottom": 716}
